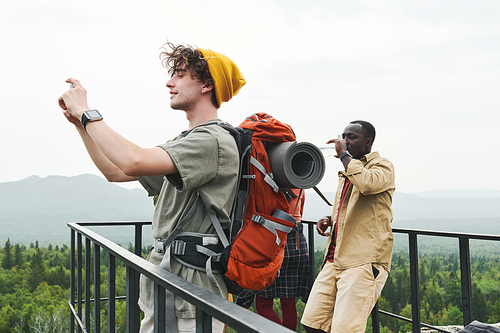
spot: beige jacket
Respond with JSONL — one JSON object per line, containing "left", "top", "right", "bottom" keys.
{"left": 325, "top": 151, "right": 396, "bottom": 272}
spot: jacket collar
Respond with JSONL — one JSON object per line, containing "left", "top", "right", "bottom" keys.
{"left": 359, "top": 151, "right": 379, "bottom": 164}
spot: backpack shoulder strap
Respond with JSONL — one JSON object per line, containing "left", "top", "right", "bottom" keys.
{"left": 159, "top": 192, "right": 201, "bottom": 250}
{"left": 200, "top": 195, "right": 229, "bottom": 247}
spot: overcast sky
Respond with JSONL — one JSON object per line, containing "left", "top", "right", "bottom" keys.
{"left": 1, "top": 0, "right": 499, "bottom": 194}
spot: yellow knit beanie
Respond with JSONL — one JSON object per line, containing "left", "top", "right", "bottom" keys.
{"left": 199, "top": 48, "right": 246, "bottom": 108}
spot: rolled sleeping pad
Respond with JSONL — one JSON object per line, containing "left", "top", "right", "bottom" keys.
{"left": 266, "top": 141, "right": 325, "bottom": 189}
{"left": 272, "top": 209, "right": 297, "bottom": 223}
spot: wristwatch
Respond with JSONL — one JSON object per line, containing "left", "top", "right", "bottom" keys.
{"left": 339, "top": 151, "right": 351, "bottom": 161}
{"left": 81, "top": 109, "right": 103, "bottom": 129}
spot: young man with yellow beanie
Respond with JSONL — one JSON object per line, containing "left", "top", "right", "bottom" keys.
{"left": 58, "top": 42, "right": 245, "bottom": 333}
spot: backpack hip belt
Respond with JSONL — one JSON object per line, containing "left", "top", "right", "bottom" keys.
{"left": 155, "top": 234, "right": 220, "bottom": 256}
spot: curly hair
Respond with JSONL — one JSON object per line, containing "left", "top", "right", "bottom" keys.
{"left": 159, "top": 42, "right": 217, "bottom": 107}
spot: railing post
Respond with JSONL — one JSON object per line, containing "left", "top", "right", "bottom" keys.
{"left": 307, "top": 222, "right": 315, "bottom": 289}
{"left": 85, "top": 238, "right": 91, "bottom": 330}
{"left": 135, "top": 224, "right": 143, "bottom": 257}
{"left": 71, "top": 230, "right": 76, "bottom": 333}
{"left": 127, "top": 265, "right": 141, "bottom": 332}
{"left": 94, "top": 243, "right": 101, "bottom": 333}
{"left": 77, "top": 233, "right": 83, "bottom": 333}
{"left": 196, "top": 308, "right": 212, "bottom": 333}
{"left": 459, "top": 238, "right": 473, "bottom": 325}
{"left": 409, "top": 233, "right": 421, "bottom": 333}
{"left": 108, "top": 254, "right": 116, "bottom": 333}
{"left": 371, "top": 301, "right": 380, "bottom": 333}
{"left": 154, "top": 283, "right": 166, "bottom": 333}
{"left": 133, "top": 223, "right": 143, "bottom": 331}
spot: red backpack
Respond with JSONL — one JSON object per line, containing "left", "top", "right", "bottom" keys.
{"left": 160, "top": 113, "right": 299, "bottom": 295}
{"left": 222, "top": 113, "right": 297, "bottom": 293}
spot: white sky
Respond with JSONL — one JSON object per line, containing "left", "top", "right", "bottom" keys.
{"left": 0, "top": 0, "right": 499, "bottom": 193}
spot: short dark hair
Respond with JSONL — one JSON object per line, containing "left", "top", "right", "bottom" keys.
{"left": 350, "top": 120, "right": 376, "bottom": 142}
{"left": 159, "top": 42, "right": 217, "bottom": 107}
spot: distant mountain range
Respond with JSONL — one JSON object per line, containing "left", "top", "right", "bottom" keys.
{"left": 303, "top": 188, "right": 500, "bottom": 248}
{"left": 0, "top": 174, "right": 153, "bottom": 246}
{"left": 302, "top": 190, "right": 500, "bottom": 221}
{"left": 1, "top": 174, "right": 499, "bottom": 246}
{"left": 408, "top": 188, "right": 500, "bottom": 198}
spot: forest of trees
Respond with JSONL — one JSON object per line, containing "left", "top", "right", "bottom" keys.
{"left": 0, "top": 239, "right": 131, "bottom": 332}
{"left": 0, "top": 239, "right": 499, "bottom": 333}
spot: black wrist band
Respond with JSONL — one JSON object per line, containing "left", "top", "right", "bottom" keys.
{"left": 339, "top": 151, "right": 351, "bottom": 161}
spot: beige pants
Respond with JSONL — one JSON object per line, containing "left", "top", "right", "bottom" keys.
{"left": 301, "top": 262, "right": 388, "bottom": 333}
{"left": 139, "top": 315, "right": 225, "bottom": 333}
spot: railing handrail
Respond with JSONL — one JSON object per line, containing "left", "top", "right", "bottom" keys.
{"left": 391, "top": 227, "right": 500, "bottom": 241}
{"left": 300, "top": 219, "right": 500, "bottom": 240}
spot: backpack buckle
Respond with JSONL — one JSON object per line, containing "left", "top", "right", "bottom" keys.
{"left": 154, "top": 238, "right": 167, "bottom": 254}
{"left": 171, "top": 240, "right": 186, "bottom": 256}
{"left": 251, "top": 215, "right": 265, "bottom": 224}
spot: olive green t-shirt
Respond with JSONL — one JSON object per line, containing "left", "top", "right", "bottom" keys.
{"left": 137, "top": 121, "right": 238, "bottom": 318}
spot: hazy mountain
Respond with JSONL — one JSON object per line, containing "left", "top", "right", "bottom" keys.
{"left": 1, "top": 175, "right": 499, "bottom": 246}
{"left": 410, "top": 188, "right": 500, "bottom": 198}
{"left": 0, "top": 174, "right": 154, "bottom": 246}
{"left": 302, "top": 189, "right": 500, "bottom": 237}
{"left": 302, "top": 190, "right": 500, "bottom": 221}
{"left": 302, "top": 189, "right": 500, "bottom": 250}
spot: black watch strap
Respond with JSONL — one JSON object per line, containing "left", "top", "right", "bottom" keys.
{"left": 339, "top": 151, "right": 351, "bottom": 161}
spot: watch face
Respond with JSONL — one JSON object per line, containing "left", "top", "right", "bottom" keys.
{"left": 86, "top": 110, "right": 102, "bottom": 119}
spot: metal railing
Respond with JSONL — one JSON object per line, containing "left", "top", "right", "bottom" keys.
{"left": 301, "top": 221, "right": 500, "bottom": 333}
{"left": 68, "top": 221, "right": 294, "bottom": 333}
{"left": 68, "top": 220, "right": 500, "bottom": 333}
